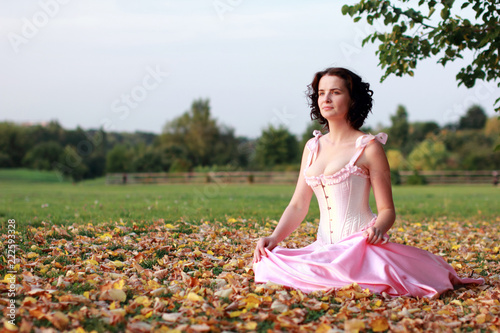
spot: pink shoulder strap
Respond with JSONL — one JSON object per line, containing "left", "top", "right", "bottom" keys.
{"left": 304, "top": 130, "right": 322, "bottom": 174}
{"left": 349, "top": 132, "right": 388, "bottom": 166}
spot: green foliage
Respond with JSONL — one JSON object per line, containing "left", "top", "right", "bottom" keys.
{"left": 22, "top": 141, "right": 64, "bottom": 170}
{"left": 106, "top": 144, "right": 132, "bottom": 173}
{"left": 390, "top": 169, "right": 401, "bottom": 185}
{"left": 160, "top": 99, "right": 243, "bottom": 169}
{"left": 388, "top": 105, "right": 410, "bottom": 154}
{"left": 254, "top": 125, "right": 299, "bottom": 169}
{"left": 342, "top": 0, "right": 500, "bottom": 112}
{"left": 406, "top": 170, "right": 427, "bottom": 185}
{"left": 441, "top": 129, "right": 500, "bottom": 170}
{"left": 458, "top": 104, "right": 488, "bottom": 129}
{"left": 408, "top": 138, "right": 449, "bottom": 171}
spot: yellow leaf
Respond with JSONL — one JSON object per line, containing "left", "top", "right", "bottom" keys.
{"left": 186, "top": 292, "right": 203, "bottom": 302}
{"left": 207, "top": 250, "right": 214, "bottom": 255}
{"left": 344, "top": 319, "right": 365, "bottom": 333}
{"left": 370, "top": 317, "right": 389, "bottom": 332}
{"left": 27, "top": 252, "right": 39, "bottom": 259}
{"left": 0, "top": 274, "right": 15, "bottom": 283}
{"left": 229, "top": 310, "right": 243, "bottom": 318}
{"left": 244, "top": 322, "right": 257, "bottom": 330}
{"left": 244, "top": 294, "right": 261, "bottom": 310}
{"left": 113, "top": 279, "right": 125, "bottom": 290}
{"left": 315, "top": 323, "right": 331, "bottom": 333}
{"left": 112, "top": 260, "right": 125, "bottom": 268}
{"left": 4, "top": 321, "right": 17, "bottom": 331}
{"left": 84, "top": 259, "right": 99, "bottom": 266}
{"left": 134, "top": 296, "right": 151, "bottom": 306}
{"left": 227, "top": 218, "right": 238, "bottom": 223}
{"left": 101, "top": 289, "right": 127, "bottom": 302}
{"left": 99, "top": 233, "right": 113, "bottom": 240}
{"left": 165, "top": 223, "right": 176, "bottom": 229}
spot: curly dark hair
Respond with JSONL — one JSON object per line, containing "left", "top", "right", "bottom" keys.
{"left": 307, "top": 67, "right": 373, "bottom": 130}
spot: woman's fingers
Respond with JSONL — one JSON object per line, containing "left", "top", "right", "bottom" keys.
{"left": 253, "top": 239, "right": 268, "bottom": 263}
{"left": 364, "top": 228, "right": 385, "bottom": 244}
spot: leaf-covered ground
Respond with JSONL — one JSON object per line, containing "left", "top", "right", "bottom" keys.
{"left": 2, "top": 217, "right": 499, "bottom": 332}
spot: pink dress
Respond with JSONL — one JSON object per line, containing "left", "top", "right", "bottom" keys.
{"left": 253, "top": 131, "right": 484, "bottom": 298}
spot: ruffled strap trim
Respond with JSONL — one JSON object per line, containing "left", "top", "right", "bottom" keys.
{"left": 350, "top": 132, "right": 388, "bottom": 166}
{"left": 355, "top": 132, "right": 388, "bottom": 149}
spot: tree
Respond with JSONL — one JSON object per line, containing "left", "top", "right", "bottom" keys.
{"left": 388, "top": 105, "right": 410, "bottom": 154}
{"left": 254, "top": 125, "right": 299, "bottom": 169}
{"left": 0, "top": 122, "right": 32, "bottom": 167}
{"left": 342, "top": 0, "right": 500, "bottom": 112}
{"left": 409, "top": 121, "right": 440, "bottom": 142}
{"left": 484, "top": 116, "right": 500, "bottom": 137}
{"left": 160, "top": 98, "right": 240, "bottom": 168}
{"left": 22, "top": 141, "right": 64, "bottom": 170}
{"left": 106, "top": 144, "right": 133, "bottom": 173}
{"left": 458, "top": 104, "right": 488, "bottom": 129}
{"left": 408, "top": 138, "right": 449, "bottom": 170}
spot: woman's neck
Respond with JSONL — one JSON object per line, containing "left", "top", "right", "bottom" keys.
{"left": 325, "top": 119, "right": 358, "bottom": 144}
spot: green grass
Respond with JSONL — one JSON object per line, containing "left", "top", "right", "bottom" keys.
{"left": 0, "top": 169, "right": 498, "bottom": 232}
{"left": 0, "top": 168, "right": 71, "bottom": 183}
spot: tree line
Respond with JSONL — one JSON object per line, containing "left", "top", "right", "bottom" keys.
{"left": 0, "top": 98, "right": 498, "bottom": 182}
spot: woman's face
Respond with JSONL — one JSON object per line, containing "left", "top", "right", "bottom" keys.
{"left": 317, "top": 75, "right": 351, "bottom": 122}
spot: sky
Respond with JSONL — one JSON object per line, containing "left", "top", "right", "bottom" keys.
{"left": 1, "top": 0, "right": 498, "bottom": 139}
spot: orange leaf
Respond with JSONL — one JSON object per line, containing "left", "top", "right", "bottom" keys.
{"left": 344, "top": 319, "right": 366, "bottom": 333}
{"left": 370, "top": 316, "right": 389, "bottom": 332}
{"left": 47, "top": 311, "right": 69, "bottom": 330}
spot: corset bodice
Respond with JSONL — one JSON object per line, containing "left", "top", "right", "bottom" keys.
{"left": 304, "top": 131, "right": 387, "bottom": 244}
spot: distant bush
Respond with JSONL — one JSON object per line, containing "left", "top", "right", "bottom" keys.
{"left": 407, "top": 170, "right": 427, "bottom": 185}
{"left": 390, "top": 170, "right": 401, "bottom": 185}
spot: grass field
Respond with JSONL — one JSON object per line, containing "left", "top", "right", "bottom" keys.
{"left": 1, "top": 170, "right": 498, "bottom": 231}
{"left": 1, "top": 169, "right": 499, "bottom": 332}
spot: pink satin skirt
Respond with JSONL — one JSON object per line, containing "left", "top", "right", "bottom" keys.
{"left": 253, "top": 231, "right": 484, "bottom": 298}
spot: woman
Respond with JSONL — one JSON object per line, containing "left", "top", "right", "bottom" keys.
{"left": 252, "top": 67, "right": 484, "bottom": 298}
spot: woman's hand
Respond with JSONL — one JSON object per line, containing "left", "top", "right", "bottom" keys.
{"left": 363, "top": 226, "right": 389, "bottom": 245}
{"left": 253, "top": 236, "right": 278, "bottom": 263}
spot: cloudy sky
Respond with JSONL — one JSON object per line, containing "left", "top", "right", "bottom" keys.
{"left": 1, "top": 0, "right": 498, "bottom": 138}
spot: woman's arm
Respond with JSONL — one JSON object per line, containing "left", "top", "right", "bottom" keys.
{"left": 253, "top": 145, "right": 314, "bottom": 262}
{"left": 361, "top": 140, "right": 396, "bottom": 244}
